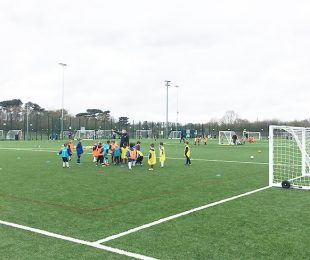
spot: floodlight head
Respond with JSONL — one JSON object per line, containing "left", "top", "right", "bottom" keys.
{"left": 165, "top": 80, "right": 171, "bottom": 86}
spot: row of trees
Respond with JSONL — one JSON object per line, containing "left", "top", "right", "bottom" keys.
{"left": 1, "top": 99, "right": 309, "bottom": 140}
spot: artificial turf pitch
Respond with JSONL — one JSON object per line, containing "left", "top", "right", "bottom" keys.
{"left": 0, "top": 139, "right": 308, "bottom": 259}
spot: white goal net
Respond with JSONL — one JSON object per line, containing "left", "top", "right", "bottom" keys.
{"left": 75, "top": 130, "right": 95, "bottom": 140}
{"left": 136, "top": 130, "right": 152, "bottom": 139}
{"left": 269, "top": 125, "right": 310, "bottom": 190}
{"left": 219, "top": 131, "right": 236, "bottom": 145}
{"left": 6, "top": 130, "right": 22, "bottom": 140}
{"left": 96, "top": 130, "right": 114, "bottom": 139}
{"left": 61, "top": 131, "right": 74, "bottom": 139}
{"left": 245, "top": 131, "right": 261, "bottom": 140}
{"left": 169, "top": 131, "right": 181, "bottom": 139}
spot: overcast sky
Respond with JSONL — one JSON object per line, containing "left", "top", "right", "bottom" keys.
{"left": 1, "top": 0, "right": 310, "bottom": 123}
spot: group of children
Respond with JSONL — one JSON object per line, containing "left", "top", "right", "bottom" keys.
{"left": 91, "top": 140, "right": 167, "bottom": 171}
{"left": 58, "top": 140, "right": 84, "bottom": 168}
{"left": 59, "top": 139, "right": 171, "bottom": 171}
{"left": 59, "top": 139, "right": 192, "bottom": 170}
{"left": 194, "top": 135, "right": 208, "bottom": 145}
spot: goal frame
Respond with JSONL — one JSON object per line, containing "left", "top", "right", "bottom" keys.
{"left": 96, "top": 130, "right": 114, "bottom": 139}
{"left": 244, "top": 131, "right": 261, "bottom": 140}
{"left": 61, "top": 131, "right": 74, "bottom": 140}
{"left": 135, "top": 130, "right": 152, "bottom": 139}
{"left": 0, "top": 130, "right": 4, "bottom": 140}
{"left": 218, "top": 131, "right": 236, "bottom": 145}
{"left": 169, "top": 131, "right": 182, "bottom": 139}
{"left": 269, "top": 125, "right": 310, "bottom": 190}
{"left": 74, "top": 130, "right": 96, "bottom": 140}
{"left": 6, "top": 130, "right": 23, "bottom": 140}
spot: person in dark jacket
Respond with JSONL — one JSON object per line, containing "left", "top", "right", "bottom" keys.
{"left": 114, "top": 129, "right": 129, "bottom": 148}
{"left": 76, "top": 139, "right": 84, "bottom": 164}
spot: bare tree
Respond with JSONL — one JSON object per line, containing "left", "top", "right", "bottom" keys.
{"left": 220, "top": 110, "right": 239, "bottom": 125}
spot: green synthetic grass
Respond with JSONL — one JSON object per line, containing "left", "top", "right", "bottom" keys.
{"left": 0, "top": 225, "right": 126, "bottom": 260}
{"left": 107, "top": 188, "right": 310, "bottom": 260}
{"left": 0, "top": 139, "right": 308, "bottom": 259}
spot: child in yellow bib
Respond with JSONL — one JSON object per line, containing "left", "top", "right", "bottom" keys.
{"left": 184, "top": 141, "right": 191, "bottom": 165}
{"left": 159, "top": 142, "right": 166, "bottom": 168}
{"left": 121, "top": 143, "right": 129, "bottom": 165}
{"left": 148, "top": 143, "right": 156, "bottom": 171}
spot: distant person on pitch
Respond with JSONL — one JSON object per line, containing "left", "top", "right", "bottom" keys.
{"left": 103, "top": 140, "right": 110, "bottom": 166}
{"left": 126, "top": 143, "right": 137, "bottom": 170}
{"left": 184, "top": 141, "right": 191, "bottom": 165}
{"left": 113, "top": 142, "right": 121, "bottom": 165}
{"left": 180, "top": 132, "right": 185, "bottom": 143}
{"left": 109, "top": 140, "right": 115, "bottom": 164}
{"left": 114, "top": 129, "right": 129, "bottom": 148}
{"left": 197, "top": 136, "right": 201, "bottom": 145}
{"left": 232, "top": 134, "right": 238, "bottom": 145}
{"left": 148, "top": 143, "right": 156, "bottom": 171}
{"left": 92, "top": 142, "right": 98, "bottom": 162}
{"left": 203, "top": 135, "right": 208, "bottom": 145}
{"left": 96, "top": 142, "right": 104, "bottom": 166}
{"left": 136, "top": 150, "right": 144, "bottom": 166}
{"left": 76, "top": 139, "right": 84, "bottom": 164}
{"left": 121, "top": 143, "right": 129, "bottom": 166}
{"left": 159, "top": 142, "right": 166, "bottom": 168}
{"left": 68, "top": 140, "right": 74, "bottom": 161}
{"left": 58, "top": 143, "right": 71, "bottom": 168}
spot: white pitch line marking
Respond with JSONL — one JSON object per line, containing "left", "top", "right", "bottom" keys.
{"left": 95, "top": 186, "right": 271, "bottom": 244}
{"left": 167, "top": 157, "right": 268, "bottom": 165}
{"left": 0, "top": 147, "right": 268, "bottom": 165}
{"left": 0, "top": 220, "right": 157, "bottom": 260}
{"left": 0, "top": 147, "right": 57, "bottom": 152}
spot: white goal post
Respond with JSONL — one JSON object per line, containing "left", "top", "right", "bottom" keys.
{"left": 169, "top": 131, "right": 181, "bottom": 139}
{"left": 75, "top": 130, "right": 95, "bottom": 140}
{"left": 136, "top": 130, "right": 152, "bottom": 139}
{"left": 269, "top": 125, "right": 310, "bottom": 190}
{"left": 0, "top": 130, "right": 4, "bottom": 140}
{"left": 6, "top": 130, "right": 22, "bottom": 140}
{"left": 219, "top": 131, "right": 237, "bottom": 145}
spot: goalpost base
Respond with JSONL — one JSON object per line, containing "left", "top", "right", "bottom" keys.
{"left": 273, "top": 182, "right": 310, "bottom": 190}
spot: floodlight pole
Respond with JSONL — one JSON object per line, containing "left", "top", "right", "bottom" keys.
{"left": 175, "top": 85, "right": 179, "bottom": 131}
{"left": 165, "top": 80, "right": 171, "bottom": 139}
{"left": 26, "top": 103, "right": 29, "bottom": 140}
{"left": 59, "top": 62, "right": 67, "bottom": 139}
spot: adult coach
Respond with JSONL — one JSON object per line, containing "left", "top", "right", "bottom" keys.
{"left": 114, "top": 129, "right": 129, "bottom": 147}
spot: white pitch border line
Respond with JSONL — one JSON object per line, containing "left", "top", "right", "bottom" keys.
{"left": 95, "top": 186, "right": 271, "bottom": 244}
{"left": 0, "top": 220, "right": 157, "bottom": 260}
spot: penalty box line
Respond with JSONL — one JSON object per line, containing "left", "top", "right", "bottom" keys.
{"left": 95, "top": 186, "right": 271, "bottom": 244}
{"left": 0, "top": 220, "right": 157, "bottom": 260}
